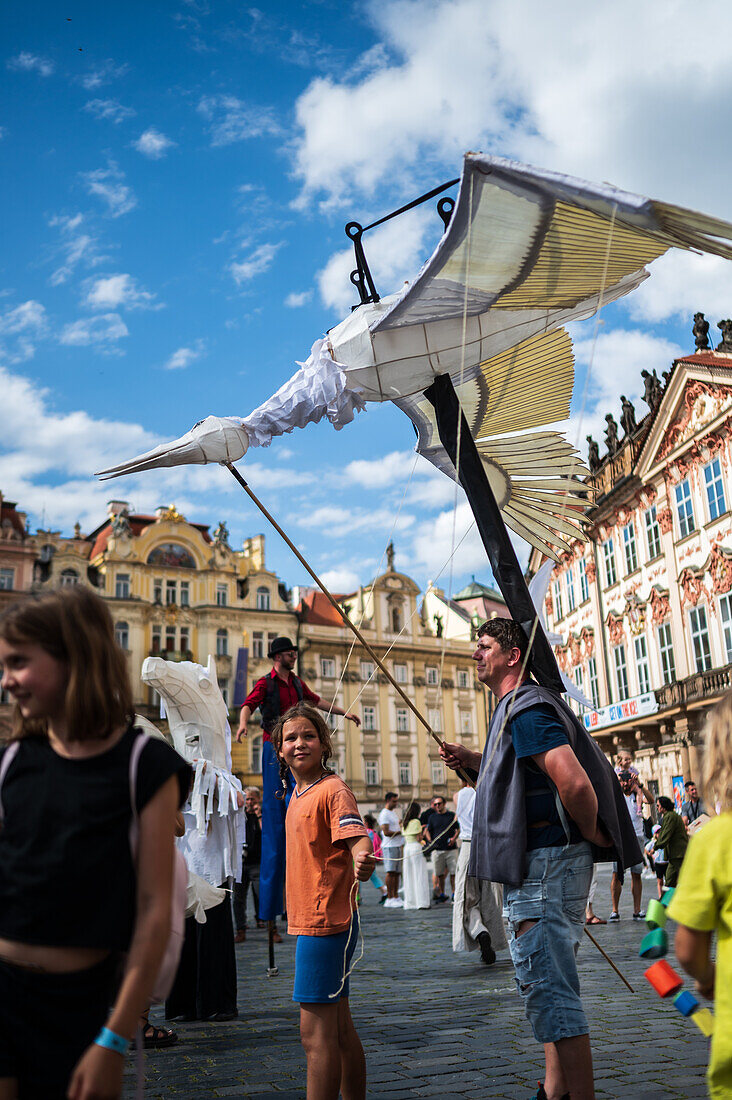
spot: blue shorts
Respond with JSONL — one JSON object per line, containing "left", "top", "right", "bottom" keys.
{"left": 293, "top": 914, "right": 360, "bottom": 1004}
{"left": 505, "top": 842, "right": 593, "bottom": 1044}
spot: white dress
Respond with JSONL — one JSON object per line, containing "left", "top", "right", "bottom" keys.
{"left": 402, "top": 823, "right": 432, "bottom": 909}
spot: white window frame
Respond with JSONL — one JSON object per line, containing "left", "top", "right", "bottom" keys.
{"left": 59, "top": 569, "right": 79, "bottom": 587}
{"left": 252, "top": 632, "right": 264, "bottom": 659}
{"left": 393, "top": 662, "right": 408, "bottom": 683}
{"left": 457, "top": 668, "right": 470, "bottom": 689}
{"left": 365, "top": 759, "right": 379, "bottom": 786}
{"left": 634, "top": 635, "right": 651, "bottom": 694}
{"left": 114, "top": 621, "right": 129, "bottom": 650}
{"left": 675, "top": 479, "right": 695, "bottom": 538}
{"left": 362, "top": 705, "right": 377, "bottom": 731}
{"left": 425, "top": 665, "right": 439, "bottom": 686}
{"left": 396, "top": 707, "right": 409, "bottom": 732}
{"left": 320, "top": 657, "right": 336, "bottom": 679}
{"left": 553, "top": 579, "right": 564, "bottom": 620}
{"left": 166, "top": 579, "right": 176, "bottom": 605}
{"left": 255, "top": 586, "right": 270, "bottom": 610}
{"left": 622, "top": 522, "right": 638, "bottom": 574}
{"left": 657, "top": 622, "right": 676, "bottom": 683}
{"left": 216, "top": 583, "right": 228, "bottom": 607}
{"left": 459, "top": 710, "right": 473, "bottom": 735}
{"left": 578, "top": 558, "right": 589, "bottom": 603}
{"left": 360, "top": 660, "right": 375, "bottom": 682}
{"left": 398, "top": 760, "right": 412, "bottom": 785}
{"left": 0, "top": 568, "right": 14, "bottom": 591}
{"left": 613, "top": 644, "right": 629, "bottom": 700}
{"left": 689, "top": 605, "right": 712, "bottom": 672}
{"left": 566, "top": 568, "right": 576, "bottom": 612}
{"left": 720, "top": 593, "right": 732, "bottom": 663}
{"left": 115, "top": 573, "right": 130, "bottom": 599}
{"left": 180, "top": 581, "right": 190, "bottom": 607}
{"left": 645, "top": 505, "right": 662, "bottom": 561}
{"left": 704, "top": 456, "right": 727, "bottom": 521}
{"left": 602, "top": 539, "right": 617, "bottom": 587}
{"left": 430, "top": 760, "right": 445, "bottom": 785}
{"left": 587, "top": 656, "right": 599, "bottom": 708}
{"left": 216, "top": 629, "right": 228, "bottom": 657}
{"left": 428, "top": 706, "right": 443, "bottom": 733}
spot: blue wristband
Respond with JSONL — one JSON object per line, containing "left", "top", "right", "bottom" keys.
{"left": 94, "top": 1027, "right": 129, "bottom": 1056}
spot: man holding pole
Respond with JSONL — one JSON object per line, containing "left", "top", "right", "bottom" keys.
{"left": 236, "top": 637, "right": 360, "bottom": 939}
{"left": 440, "top": 618, "right": 641, "bottom": 1100}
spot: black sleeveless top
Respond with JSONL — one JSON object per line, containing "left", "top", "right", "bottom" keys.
{"left": 0, "top": 727, "right": 190, "bottom": 950}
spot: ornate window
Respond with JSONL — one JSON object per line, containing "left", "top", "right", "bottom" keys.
{"left": 645, "top": 506, "right": 662, "bottom": 560}
{"left": 256, "top": 586, "right": 270, "bottom": 610}
{"left": 566, "top": 568, "right": 576, "bottom": 612}
{"left": 634, "top": 635, "right": 651, "bottom": 694}
{"left": 602, "top": 539, "right": 617, "bottom": 587}
{"left": 657, "top": 623, "right": 676, "bottom": 683}
{"left": 578, "top": 558, "right": 589, "bottom": 603}
{"left": 675, "top": 480, "right": 695, "bottom": 538}
{"left": 114, "top": 621, "right": 129, "bottom": 650}
{"left": 587, "top": 657, "right": 599, "bottom": 708}
{"left": 704, "top": 457, "right": 727, "bottom": 521}
{"left": 166, "top": 580, "right": 176, "bottom": 605}
{"left": 613, "top": 645, "right": 629, "bottom": 700}
{"left": 689, "top": 606, "right": 712, "bottom": 672}
{"left": 622, "top": 523, "right": 638, "bottom": 574}
{"left": 720, "top": 594, "right": 732, "bottom": 663}
{"left": 59, "top": 568, "right": 79, "bottom": 587}
{"left": 553, "top": 579, "right": 564, "bottom": 620}
{"left": 216, "top": 629, "right": 228, "bottom": 656}
{"left": 147, "top": 544, "right": 195, "bottom": 569}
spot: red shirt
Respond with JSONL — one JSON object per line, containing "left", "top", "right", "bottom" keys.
{"left": 243, "top": 669, "right": 320, "bottom": 740}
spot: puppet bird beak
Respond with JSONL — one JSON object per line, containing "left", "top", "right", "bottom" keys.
{"left": 96, "top": 416, "right": 249, "bottom": 479}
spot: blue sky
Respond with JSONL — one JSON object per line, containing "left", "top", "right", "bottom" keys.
{"left": 3, "top": 0, "right": 732, "bottom": 597}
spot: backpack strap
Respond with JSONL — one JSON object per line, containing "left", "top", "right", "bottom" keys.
{"left": 0, "top": 742, "right": 19, "bottom": 826}
{"left": 128, "top": 731, "right": 151, "bottom": 858}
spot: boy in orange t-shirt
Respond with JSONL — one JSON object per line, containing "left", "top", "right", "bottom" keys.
{"left": 271, "top": 702, "right": 374, "bottom": 1100}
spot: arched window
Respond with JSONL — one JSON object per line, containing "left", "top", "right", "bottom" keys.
{"left": 216, "top": 628, "right": 228, "bottom": 656}
{"left": 251, "top": 735, "right": 262, "bottom": 774}
{"left": 256, "top": 586, "right": 270, "bottom": 611}
{"left": 115, "top": 621, "right": 129, "bottom": 650}
{"left": 391, "top": 605, "right": 401, "bottom": 633}
{"left": 59, "top": 568, "right": 79, "bottom": 587}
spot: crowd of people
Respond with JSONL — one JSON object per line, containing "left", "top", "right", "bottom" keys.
{"left": 0, "top": 591, "right": 731, "bottom": 1100}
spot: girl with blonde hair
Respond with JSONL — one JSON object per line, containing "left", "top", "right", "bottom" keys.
{"left": 670, "top": 692, "right": 732, "bottom": 1098}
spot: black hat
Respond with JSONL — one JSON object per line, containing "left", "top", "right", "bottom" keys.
{"left": 268, "top": 636, "right": 297, "bottom": 658}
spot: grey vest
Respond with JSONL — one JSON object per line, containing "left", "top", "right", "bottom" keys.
{"left": 469, "top": 682, "right": 643, "bottom": 887}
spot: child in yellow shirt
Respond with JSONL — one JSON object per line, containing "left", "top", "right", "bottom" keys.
{"left": 670, "top": 694, "right": 732, "bottom": 1099}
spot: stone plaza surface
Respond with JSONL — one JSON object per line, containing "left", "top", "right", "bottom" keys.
{"left": 126, "top": 865, "right": 711, "bottom": 1099}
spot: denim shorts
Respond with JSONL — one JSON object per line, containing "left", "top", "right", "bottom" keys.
{"left": 293, "top": 914, "right": 359, "bottom": 1003}
{"left": 505, "top": 842, "right": 593, "bottom": 1044}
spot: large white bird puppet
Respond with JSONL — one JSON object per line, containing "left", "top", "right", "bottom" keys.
{"left": 99, "top": 153, "right": 732, "bottom": 690}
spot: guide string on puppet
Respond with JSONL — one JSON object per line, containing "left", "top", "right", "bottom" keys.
{"left": 98, "top": 152, "right": 732, "bottom": 983}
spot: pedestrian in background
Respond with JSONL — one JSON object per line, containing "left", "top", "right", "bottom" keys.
{"left": 452, "top": 778, "right": 506, "bottom": 963}
{"left": 233, "top": 786, "right": 263, "bottom": 942}
{"left": 402, "top": 801, "right": 431, "bottom": 909}
{"left": 424, "top": 795, "right": 459, "bottom": 901}
{"left": 671, "top": 693, "right": 731, "bottom": 1100}
{"left": 653, "top": 796, "right": 688, "bottom": 887}
{"left": 363, "top": 814, "right": 388, "bottom": 903}
{"left": 378, "top": 791, "right": 404, "bottom": 908}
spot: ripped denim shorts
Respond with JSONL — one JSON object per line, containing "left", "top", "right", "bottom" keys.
{"left": 504, "top": 841, "right": 593, "bottom": 1044}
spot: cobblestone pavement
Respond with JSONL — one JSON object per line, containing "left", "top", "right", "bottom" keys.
{"left": 126, "top": 865, "right": 710, "bottom": 1099}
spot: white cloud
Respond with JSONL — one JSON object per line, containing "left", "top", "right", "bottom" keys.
{"left": 292, "top": 0, "right": 732, "bottom": 220}
{"left": 83, "top": 98, "right": 135, "bottom": 124}
{"left": 133, "top": 127, "right": 176, "bottom": 159}
{"left": 81, "top": 162, "right": 136, "bottom": 217}
{"left": 48, "top": 213, "right": 104, "bottom": 286}
{"left": 0, "top": 300, "right": 47, "bottom": 364}
{"left": 79, "top": 60, "right": 128, "bottom": 90}
{"left": 230, "top": 242, "right": 282, "bottom": 285}
{"left": 295, "top": 504, "right": 414, "bottom": 536}
{"left": 284, "top": 290, "right": 312, "bottom": 308}
{"left": 627, "top": 252, "right": 732, "bottom": 328}
{"left": 319, "top": 567, "right": 362, "bottom": 592}
{"left": 344, "top": 449, "right": 420, "bottom": 490}
{"left": 318, "top": 206, "right": 434, "bottom": 313}
{"left": 408, "top": 501, "right": 486, "bottom": 582}
{"left": 164, "top": 340, "right": 205, "bottom": 370}
{"left": 59, "top": 313, "right": 129, "bottom": 348}
{"left": 197, "top": 95, "right": 281, "bottom": 146}
{"left": 83, "top": 273, "right": 159, "bottom": 311}
{"left": 7, "top": 52, "right": 54, "bottom": 77}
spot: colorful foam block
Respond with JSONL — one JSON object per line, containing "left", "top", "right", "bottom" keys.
{"left": 644, "top": 959, "right": 683, "bottom": 998}
{"left": 674, "top": 990, "right": 699, "bottom": 1017}
{"left": 646, "top": 898, "right": 668, "bottom": 930}
{"left": 639, "top": 928, "right": 668, "bottom": 959}
{"left": 660, "top": 887, "right": 676, "bottom": 908}
{"left": 691, "top": 1008, "right": 714, "bottom": 1036}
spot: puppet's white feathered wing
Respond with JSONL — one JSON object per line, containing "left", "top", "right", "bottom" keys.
{"left": 98, "top": 153, "right": 732, "bottom": 560}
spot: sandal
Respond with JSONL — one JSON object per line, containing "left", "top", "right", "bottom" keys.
{"left": 132, "top": 1016, "right": 179, "bottom": 1049}
{"left": 585, "top": 915, "right": 607, "bottom": 925}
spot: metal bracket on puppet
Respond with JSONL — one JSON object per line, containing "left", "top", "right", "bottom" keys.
{"left": 346, "top": 178, "right": 458, "bottom": 307}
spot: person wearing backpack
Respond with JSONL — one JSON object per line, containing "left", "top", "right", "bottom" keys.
{"left": 234, "top": 637, "right": 360, "bottom": 936}
{"left": 0, "top": 587, "right": 190, "bottom": 1100}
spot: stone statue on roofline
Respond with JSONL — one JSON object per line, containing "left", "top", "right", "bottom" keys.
{"left": 586, "top": 435, "right": 601, "bottom": 472}
{"left": 693, "top": 312, "right": 710, "bottom": 351}
{"left": 111, "top": 510, "right": 131, "bottom": 538}
{"left": 717, "top": 319, "right": 732, "bottom": 353}
{"left": 213, "top": 520, "right": 230, "bottom": 548}
{"left": 620, "top": 396, "right": 637, "bottom": 437}
{"left": 433, "top": 612, "right": 444, "bottom": 638}
{"left": 641, "top": 369, "right": 663, "bottom": 412}
{"left": 386, "top": 540, "right": 395, "bottom": 571}
{"left": 604, "top": 414, "right": 619, "bottom": 457}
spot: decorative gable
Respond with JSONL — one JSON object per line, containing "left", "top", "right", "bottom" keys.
{"left": 655, "top": 381, "right": 732, "bottom": 463}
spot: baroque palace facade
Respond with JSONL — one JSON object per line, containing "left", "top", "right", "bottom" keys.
{"left": 0, "top": 496, "right": 486, "bottom": 804}
{"left": 529, "top": 332, "right": 732, "bottom": 797}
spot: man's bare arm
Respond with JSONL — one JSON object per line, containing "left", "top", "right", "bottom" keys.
{"left": 236, "top": 704, "right": 252, "bottom": 742}
{"left": 533, "top": 745, "right": 610, "bottom": 846}
{"left": 315, "top": 697, "right": 361, "bottom": 726}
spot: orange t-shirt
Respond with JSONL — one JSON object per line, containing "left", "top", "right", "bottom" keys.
{"left": 285, "top": 773, "right": 369, "bottom": 936}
